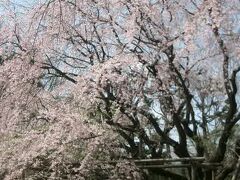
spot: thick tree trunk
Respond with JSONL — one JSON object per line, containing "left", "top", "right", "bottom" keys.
{"left": 232, "top": 159, "right": 240, "bottom": 180}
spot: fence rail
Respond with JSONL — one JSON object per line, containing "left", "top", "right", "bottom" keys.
{"left": 109, "top": 157, "right": 222, "bottom": 180}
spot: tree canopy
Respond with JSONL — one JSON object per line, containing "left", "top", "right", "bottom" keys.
{"left": 0, "top": 0, "right": 240, "bottom": 179}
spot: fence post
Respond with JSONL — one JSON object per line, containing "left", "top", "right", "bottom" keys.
{"left": 212, "top": 170, "right": 215, "bottom": 180}
{"left": 191, "top": 166, "right": 196, "bottom": 180}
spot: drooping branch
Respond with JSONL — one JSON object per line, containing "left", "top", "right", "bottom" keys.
{"left": 165, "top": 45, "right": 205, "bottom": 156}
{"left": 208, "top": 9, "right": 240, "bottom": 162}
{"left": 41, "top": 55, "right": 77, "bottom": 84}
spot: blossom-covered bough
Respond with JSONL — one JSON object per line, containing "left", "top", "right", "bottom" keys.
{"left": 0, "top": 0, "right": 240, "bottom": 179}
{"left": 0, "top": 1, "right": 142, "bottom": 179}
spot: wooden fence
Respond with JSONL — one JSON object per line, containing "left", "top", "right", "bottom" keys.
{"left": 110, "top": 157, "right": 222, "bottom": 180}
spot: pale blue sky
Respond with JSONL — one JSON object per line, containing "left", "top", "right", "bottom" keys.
{"left": 12, "top": 0, "right": 37, "bottom": 5}
{"left": 0, "top": 0, "right": 38, "bottom": 15}
{"left": 9, "top": 0, "right": 38, "bottom": 10}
